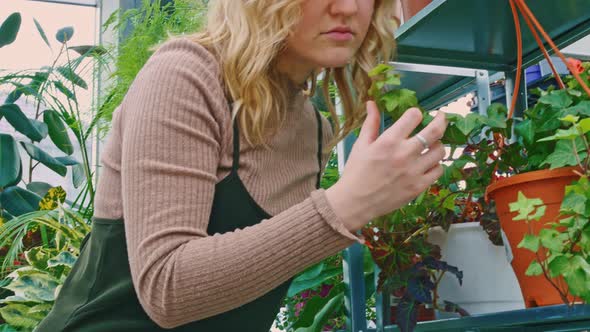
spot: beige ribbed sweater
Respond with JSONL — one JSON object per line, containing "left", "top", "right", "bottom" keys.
{"left": 93, "top": 38, "right": 361, "bottom": 328}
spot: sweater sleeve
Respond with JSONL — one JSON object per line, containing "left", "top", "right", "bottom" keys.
{"left": 119, "top": 38, "right": 362, "bottom": 329}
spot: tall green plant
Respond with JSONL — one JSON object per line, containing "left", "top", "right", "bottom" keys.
{"left": 98, "top": 0, "right": 207, "bottom": 126}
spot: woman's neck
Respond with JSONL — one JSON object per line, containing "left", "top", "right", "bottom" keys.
{"left": 276, "top": 52, "right": 316, "bottom": 88}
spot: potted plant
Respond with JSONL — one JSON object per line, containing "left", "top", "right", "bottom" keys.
{"left": 479, "top": 0, "right": 590, "bottom": 308}
{"left": 361, "top": 63, "right": 530, "bottom": 331}
{"left": 485, "top": 58, "right": 590, "bottom": 307}
{"left": 0, "top": 2, "right": 209, "bottom": 330}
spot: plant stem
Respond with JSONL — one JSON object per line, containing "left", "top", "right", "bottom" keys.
{"left": 573, "top": 139, "right": 583, "bottom": 170}
{"left": 432, "top": 271, "right": 446, "bottom": 310}
{"left": 403, "top": 225, "right": 430, "bottom": 244}
{"left": 527, "top": 221, "right": 570, "bottom": 304}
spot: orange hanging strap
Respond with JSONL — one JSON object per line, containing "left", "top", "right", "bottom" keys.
{"left": 516, "top": 1, "right": 565, "bottom": 91}
{"left": 515, "top": 0, "right": 590, "bottom": 97}
{"left": 487, "top": 0, "right": 522, "bottom": 194}
{"left": 507, "top": 0, "right": 524, "bottom": 121}
{"left": 487, "top": 0, "right": 590, "bottom": 201}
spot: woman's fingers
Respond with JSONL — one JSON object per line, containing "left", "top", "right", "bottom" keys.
{"left": 357, "top": 101, "right": 382, "bottom": 146}
{"left": 415, "top": 141, "right": 446, "bottom": 174}
{"left": 421, "top": 161, "right": 445, "bottom": 187}
{"left": 378, "top": 107, "right": 423, "bottom": 145}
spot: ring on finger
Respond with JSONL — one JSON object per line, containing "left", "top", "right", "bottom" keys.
{"left": 415, "top": 133, "right": 429, "bottom": 150}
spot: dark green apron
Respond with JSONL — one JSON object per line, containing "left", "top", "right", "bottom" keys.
{"left": 36, "top": 109, "right": 324, "bottom": 332}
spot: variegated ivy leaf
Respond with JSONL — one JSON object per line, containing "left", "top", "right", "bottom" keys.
{"left": 0, "top": 303, "right": 45, "bottom": 329}
{"left": 4, "top": 271, "right": 59, "bottom": 302}
{"left": 540, "top": 138, "right": 587, "bottom": 169}
{"left": 47, "top": 251, "right": 76, "bottom": 269}
{"left": 509, "top": 191, "right": 545, "bottom": 221}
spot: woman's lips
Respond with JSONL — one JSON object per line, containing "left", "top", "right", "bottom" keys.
{"left": 323, "top": 31, "right": 354, "bottom": 41}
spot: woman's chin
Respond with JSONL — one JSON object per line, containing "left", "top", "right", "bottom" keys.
{"left": 319, "top": 59, "right": 352, "bottom": 68}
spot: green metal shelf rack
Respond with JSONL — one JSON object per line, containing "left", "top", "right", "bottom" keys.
{"left": 337, "top": 1, "right": 590, "bottom": 331}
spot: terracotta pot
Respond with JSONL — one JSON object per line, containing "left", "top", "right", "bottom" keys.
{"left": 486, "top": 166, "right": 582, "bottom": 307}
{"left": 401, "top": 0, "right": 433, "bottom": 21}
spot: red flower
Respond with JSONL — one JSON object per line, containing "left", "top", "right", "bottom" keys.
{"left": 566, "top": 58, "right": 585, "bottom": 75}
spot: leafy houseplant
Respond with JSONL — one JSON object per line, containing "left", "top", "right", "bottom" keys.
{"left": 0, "top": 2, "right": 209, "bottom": 330}
{"left": 0, "top": 12, "right": 100, "bottom": 331}
{"left": 487, "top": 59, "right": 590, "bottom": 307}
{"left": 99, "top": 0, "right": 206, "bottom": 124}
{"left": 362, "top": 64, "right": 518, "bottom": 331}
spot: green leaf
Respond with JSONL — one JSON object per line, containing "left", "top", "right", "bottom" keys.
{"left": 540, "top": 139, "right": 588, "bottom": 169}
{"left": 515, "top": 119, "right": 535, "bottom": 146}
{"left": 288, "top": 266, "right": 342, "bottom": 298}
{"left": 509, "top": 191, "right": 544, "bottom": 221}
{"left": 368, "top": 64, "right": 392, "bottom": 77}
{"left": 293, "top": 291, "right": 345, "bottom": 332}
{"left": 55, "top": 26, "right": 74, "bottom": 43}
{"left": 72, "top": 163, "right": 86, "bottom": 189}
{"left": 385, "top": 74, "right": 402, "bottom": 86}
{"left": 26, "top": 182, "right": 52, "bottom": 198}
{"left": 24, "top": 248, "right": 51, "bottom": 270}
{"left": 68, "top": 45, "right": 107, "bottom": 56}
{"left": 47, "top": 251, "right": 77, "bottom": 269}
{"left": 0, "top": 134, "right": 22, "bottom": 188}
{"left": 54, "top": 156, "right": 79, "bottom": 166}
{"left": 33, "top": 18, "right": 51, "bottom": 49}
{"left": 0, "top": 304, "right": 44, "bottom": 329}
{"left": 548, "top": 255, "right": 569, "bottom": 277}
{"left": 0, "top": 187, "right": 42, "bottom": 216}
{"left": 560, "top": 115, "right": 580, "bottom": 124}
{"left": 20, "top": 142, "right": 67, "bottom": 177}
{"left": 538, "top": 126, "right": 580, "bottom": 142}
{"left": 561, "top": 191, "right": 587, "bottom": 216}
{"left": 539, "top": 90, "right": 573, "bottom": 109}
{"left": 563, "top": 101, "right": 590, "bottom": 117}
{"left": 294, "top": 263, "right": 325, "bottom": 283}
{"left": 0, "top": 13, "right": 21, "bottom": 48}
{"left": 565, "top": 268, "right": 589, "bottom": 298}
{"left": 44, "top": 110, "right": 73, "bottom": 155}
{"left": 0, "top": 104, "right": 46, "bottom": 142}
{"left": 579, "top": 118, "right": 590, "bottom": 134}
{"left": 482, "top": 104, "right": 507, "bottom": 129}
{"left": 441, "top": 125, "right": 468, "bottom": 145}
{"left": 56, "top": 66, "right": 87, "bottom": 89}
{"left": 570, "top": 256, "right": 590, "bottom": 275}
{"left": 517, "top": 234, "right": 540, "bottom": 252}
{"left": 453, "top": 113, "right": 483, "bottom": 136}
{"left": 525, "top": 260, "right": 543, "bottom": 276}
{"left": 4, "top": 272, "right": 60, "bottom": 302}
{"left": 0, "top": 324, "right": 18, "bottom": 332}
{"left": 4, "top": 88, "right": 22, "bottom": 104}
{"left": 382, "top": 89, "right": 419, "bottom": 118}
{"left": 539, "top": 229, "right": 564, "bottom": 252}
{"left": 530, "top": 205, "right": 547, "bottom": 221}
{"left": 28, "top": 303, "right": 52, "bottom": 314}
{"left": 52, "top": 80, "right": 75, "bottom": 100}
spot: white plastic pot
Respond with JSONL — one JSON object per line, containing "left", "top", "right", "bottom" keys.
{"left": 427, "top": 222, "right": 525, "bottom": 315}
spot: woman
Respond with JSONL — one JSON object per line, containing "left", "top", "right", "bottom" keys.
{"left": 37, "top": 0, "right": 447, "bottom": 331}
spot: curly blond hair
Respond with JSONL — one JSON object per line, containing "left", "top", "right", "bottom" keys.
{"left": 187, "top": 0, "right": 396, "bottom": 148}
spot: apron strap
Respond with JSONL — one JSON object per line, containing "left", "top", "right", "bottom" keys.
{"left": 231, "top": 117, "right": 240, "bottom": 174}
